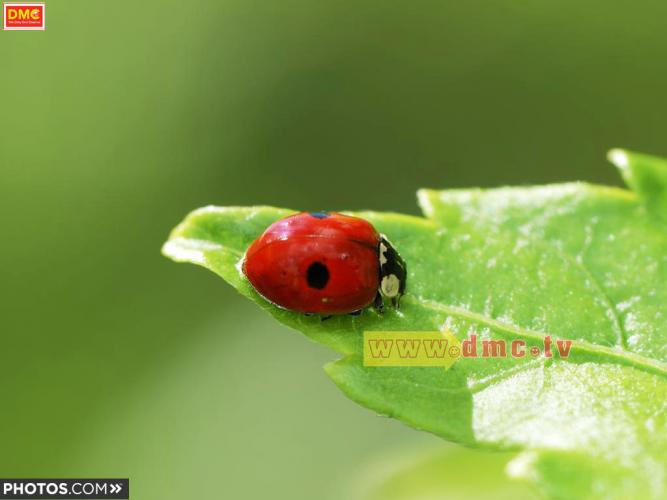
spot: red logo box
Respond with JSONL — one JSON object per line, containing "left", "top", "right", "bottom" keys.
{"left": 3, "top": 2, "right": 45, "bottom": 30}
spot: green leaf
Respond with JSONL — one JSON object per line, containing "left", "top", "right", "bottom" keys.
{"left": 162, "top": 149, "right": 667, "bottom": 499}
{"left": 608, "top": 148, "right": 667, "bottom": 222}
{"left": 356, "top": 445, "right": 538, "bottom": 500}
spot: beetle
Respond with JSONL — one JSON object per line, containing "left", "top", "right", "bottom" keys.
{"left": 242, "top": 211, "right": 407, "bottom": 315}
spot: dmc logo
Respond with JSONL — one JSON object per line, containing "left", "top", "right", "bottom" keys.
{"left": 3, "top": 2, "right": 45, "bottom": 30}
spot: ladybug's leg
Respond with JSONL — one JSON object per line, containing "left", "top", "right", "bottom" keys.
{"left": 349, "top": 310, "right": 362, "bottom": 316}
{"left": 321, "top": 315, "right": 333, "bottom": 321}
{"left": 373, "top": 292, "right": 384, "bottom": 314}
{"left": 391, "top": 296, "right": 401, "bottom": 310}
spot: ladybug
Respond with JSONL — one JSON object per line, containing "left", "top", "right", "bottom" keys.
{"left": 242, "top": 211, "right": 407, "bottom": 315}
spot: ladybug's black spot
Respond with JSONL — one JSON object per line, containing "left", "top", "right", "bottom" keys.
{"left": 306, "top": 261, "right": 330, "bottom": 289}
{"left": 309, "top": 211, "right": 330, "bottom": 219}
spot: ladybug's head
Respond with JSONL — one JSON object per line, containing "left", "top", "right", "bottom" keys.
{"left": 378, "top": 236, "right": 407, "bottom": 308}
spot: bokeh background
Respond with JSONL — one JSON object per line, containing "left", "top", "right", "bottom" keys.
{"left": 1, "top": 1, "right": 665, "bottom": 498}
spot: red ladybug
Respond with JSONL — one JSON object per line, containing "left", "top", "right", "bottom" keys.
{"left": 242, "top": 211, "right": 407, "bottom": 315}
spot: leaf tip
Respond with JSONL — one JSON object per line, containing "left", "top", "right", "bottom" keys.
{"left": 160, "top": 237, "right": 217, "bottom": 266}
{"left": 607, "top": 148, "right": 630, "bottom": 171}
{"left": 607, "top": 148, "right": 667, "bottom": 219}
{"left": 416, "top": 189, "right": 436, "bottom": 219}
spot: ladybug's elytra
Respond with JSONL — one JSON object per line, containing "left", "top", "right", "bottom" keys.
{"left": 242, "top": 211, "right": 407, "bottom": 315}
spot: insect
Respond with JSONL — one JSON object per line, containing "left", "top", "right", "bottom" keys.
{"left": 242, "top": 211, "right": 407, "bottom": 315}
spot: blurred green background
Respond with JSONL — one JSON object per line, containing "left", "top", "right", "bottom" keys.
{"left": 1, "top": 1, "right": 665, "bottom": 498}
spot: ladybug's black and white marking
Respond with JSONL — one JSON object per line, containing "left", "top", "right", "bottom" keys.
{"left": 377, "top": 235, "right": 407, "bottom": 310}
